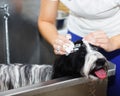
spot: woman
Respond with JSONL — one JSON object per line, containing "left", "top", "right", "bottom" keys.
{"left": 38, "top": 0, "right": 120, "bottom": 96}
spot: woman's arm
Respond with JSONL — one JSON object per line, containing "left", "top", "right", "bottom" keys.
{"left": 38, "top": 0, "right": 59, "bottom": 45}
{"left": 84, "top": 30, "right": 120, "bottom": 52}
{"left": 38, "top": 0, "right": 72, "bottom": 55}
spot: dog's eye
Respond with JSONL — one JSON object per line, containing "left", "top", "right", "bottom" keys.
{"left": 92, "top": 47, "right": 98, "bottom": 51}
{"left": 90, "top": 44, "right": 99, "bottom": 51}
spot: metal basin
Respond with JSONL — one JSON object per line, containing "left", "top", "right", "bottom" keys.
{"left": 0, "top": 62, "right": 115, "bottom": 96}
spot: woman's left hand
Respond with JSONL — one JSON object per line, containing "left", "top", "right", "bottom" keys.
{"left": 83, "top": 30, "right": 115, "bottom": 52}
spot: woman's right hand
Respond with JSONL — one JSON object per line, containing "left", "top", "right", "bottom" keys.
{"left": 53, "top": 34, "right": 74, "bottom": 55}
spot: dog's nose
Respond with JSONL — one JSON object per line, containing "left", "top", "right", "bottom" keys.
{"left": 96, "top": 58, "right": 106, "bottom": 66}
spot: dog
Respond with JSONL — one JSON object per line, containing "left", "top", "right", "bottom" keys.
{"left": 0, "top": 64, "right": 52, "bottom": 91}
{"left": 52, "top": 39, "right": 108, "bottom": 79}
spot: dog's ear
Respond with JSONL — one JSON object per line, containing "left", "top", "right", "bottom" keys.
{"left": 73, "top": 40, "right": 85, "bottom": 52}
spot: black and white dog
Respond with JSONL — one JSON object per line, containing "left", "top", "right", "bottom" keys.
{"left": 52, "top": 39, "right": 108, "bottom": 79}
{"left": 0, "top": 64, "right": 52, "bottom": 91}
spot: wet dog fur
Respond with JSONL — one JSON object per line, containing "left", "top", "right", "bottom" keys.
{"left": 52, "top": 40, "right": 108, "bottom": 79}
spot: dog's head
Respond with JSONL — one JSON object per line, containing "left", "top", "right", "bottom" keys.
{"left": 81, "top": 40, "right": 108, "bottom": 79}
{"left": 52, "top": 39, "right": 108, "bottom": 79}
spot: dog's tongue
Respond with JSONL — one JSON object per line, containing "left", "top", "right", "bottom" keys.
{"left": 94, "top": 69, "right": 107, "bottom": 79}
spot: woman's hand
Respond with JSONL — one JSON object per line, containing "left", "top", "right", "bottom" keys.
{"left": 83, "top": 30, "right": 115, "bottom": 52}
{"left": 53, "top": 34, "right": 74, "bottom": 55}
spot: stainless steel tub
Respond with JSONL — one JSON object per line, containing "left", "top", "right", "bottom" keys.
{"left": 0, "top": 62, "right": 115, "bottom": 96}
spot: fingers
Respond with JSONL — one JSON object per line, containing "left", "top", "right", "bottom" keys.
{"left": 53, "top": 44, "right": 66, "bottom": 55}
{"left": 53, "top": 34, "right": 74, "bottom": 55}
{"left": 65, "top": 34, "right": 72, "bottom": 40}
{"left": 84, "top": 31, "right": 108, "bottom": 46}
{"left": 83, "top": 30, "right": 114, "bottom": 52}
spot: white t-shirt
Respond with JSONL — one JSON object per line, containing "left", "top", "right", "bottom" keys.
{"left": 60, "top": 0, "right": 120, "bottom": 37}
